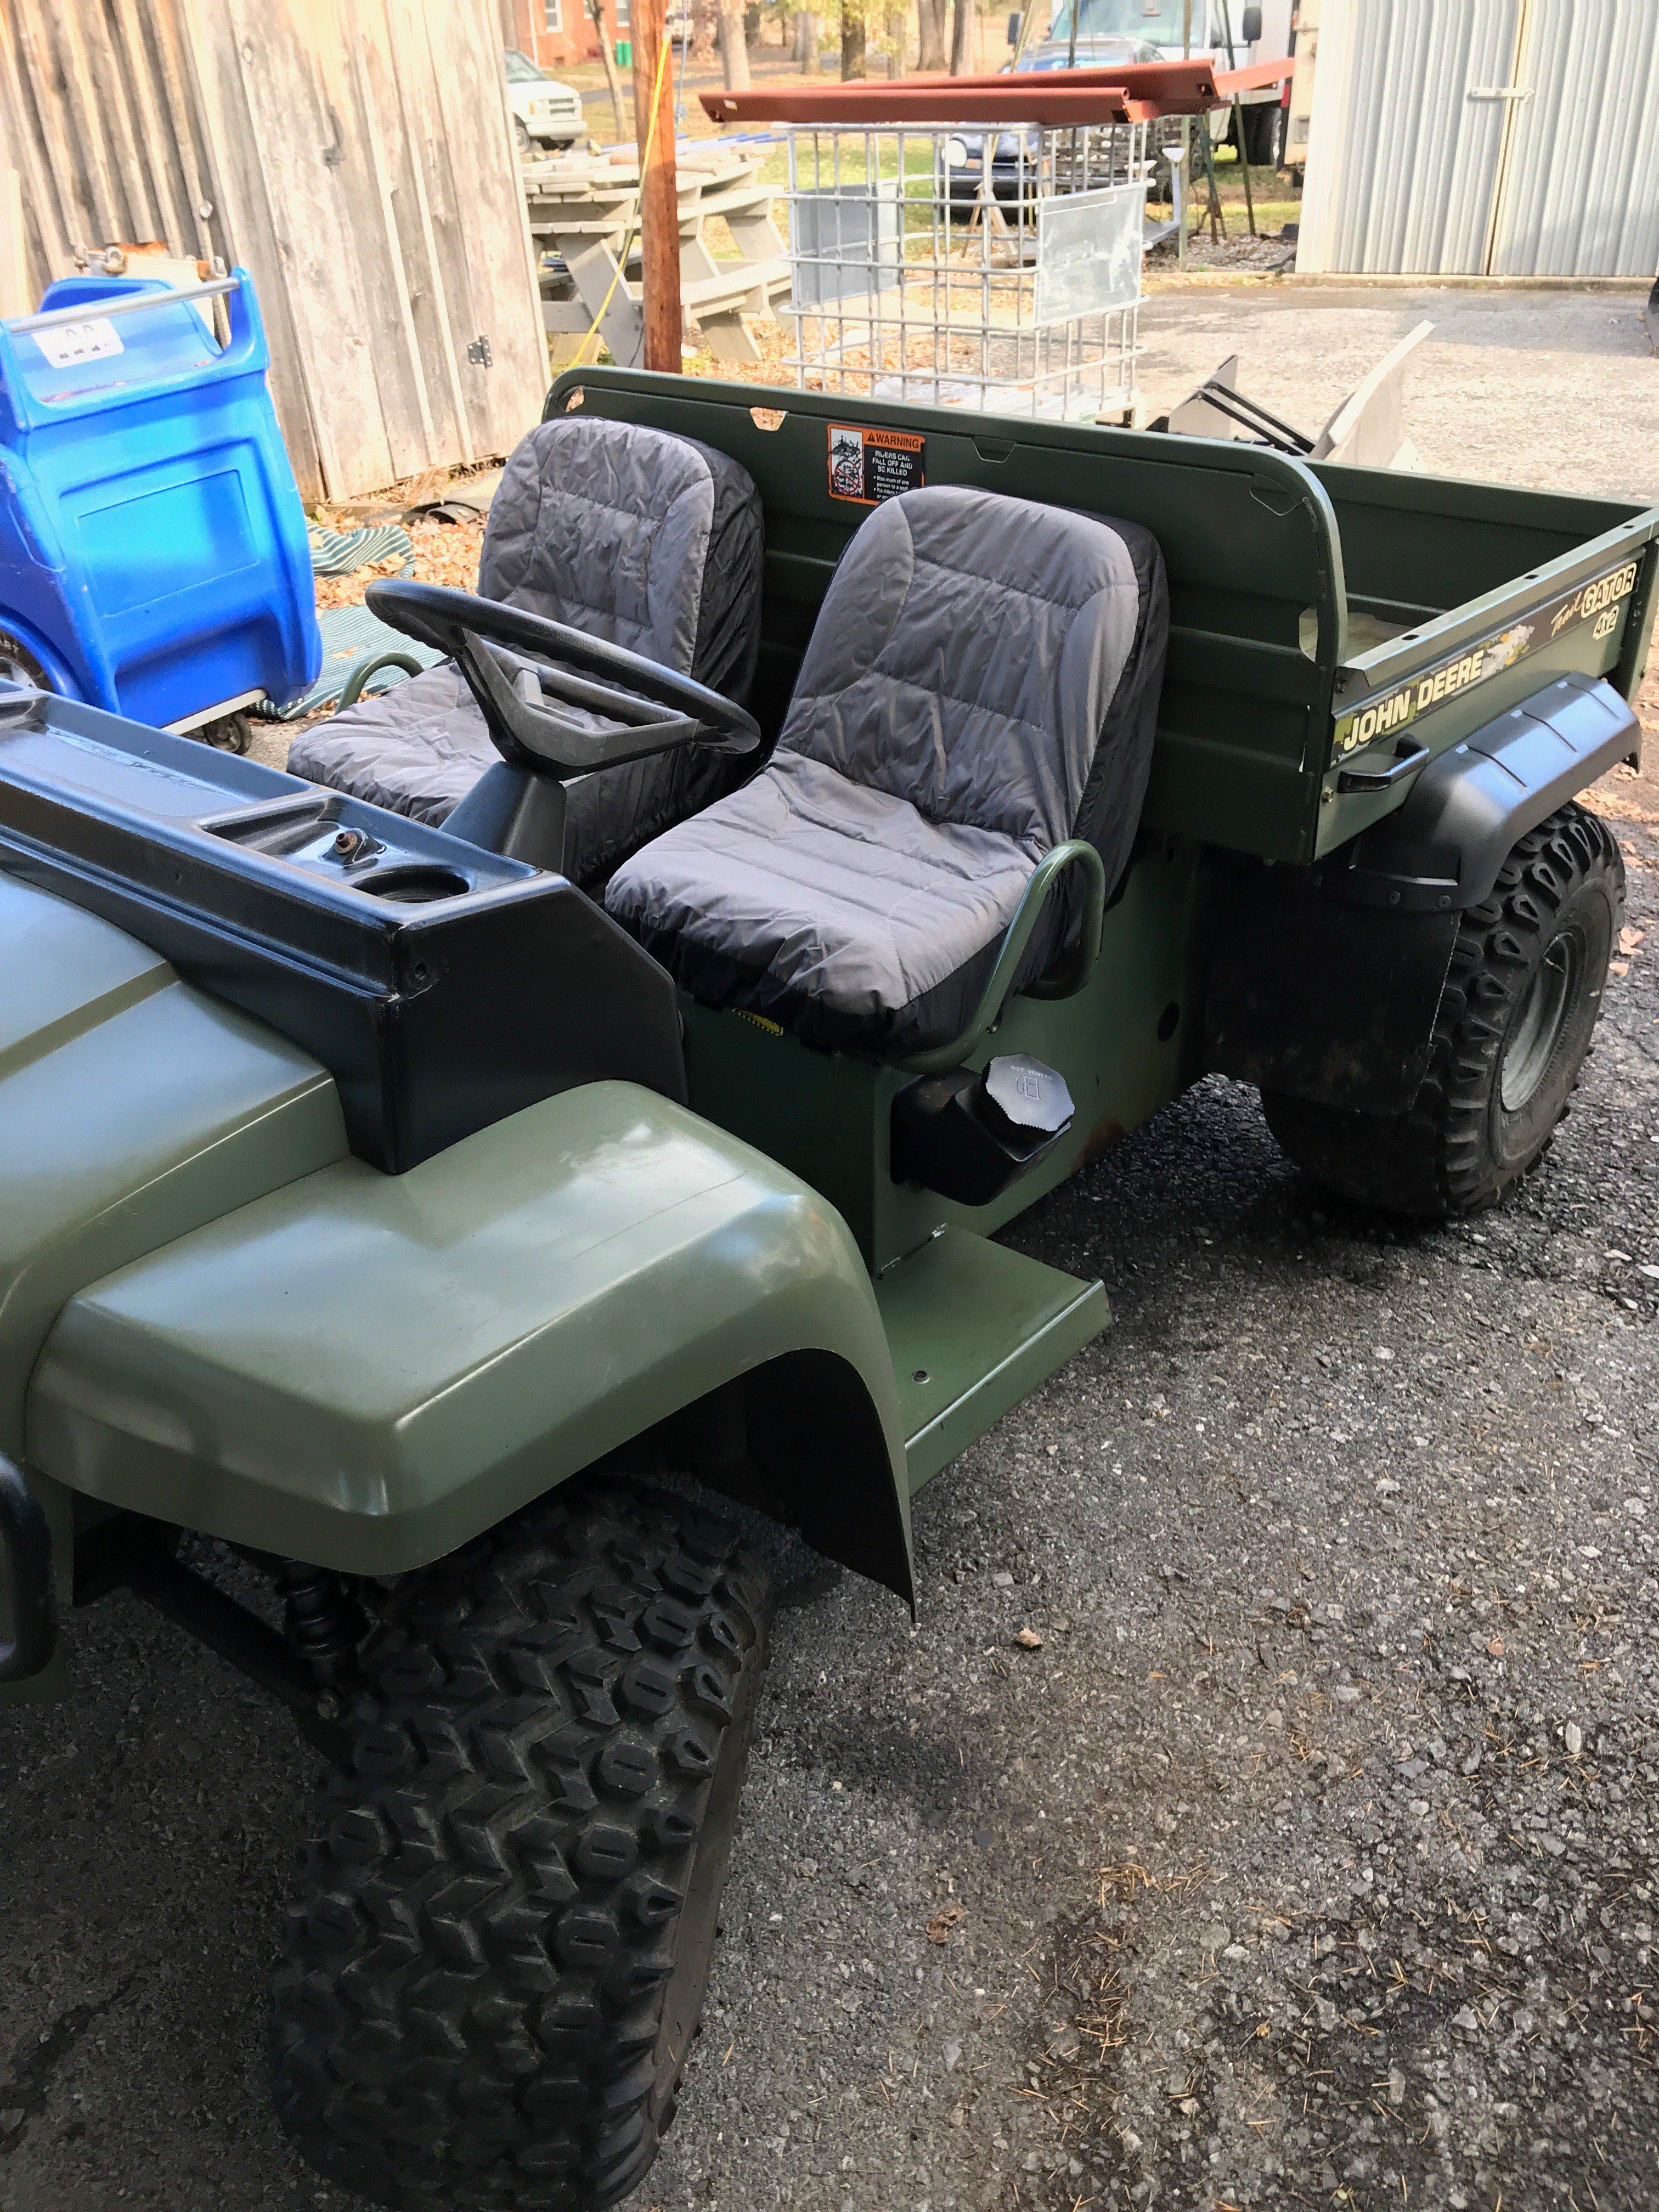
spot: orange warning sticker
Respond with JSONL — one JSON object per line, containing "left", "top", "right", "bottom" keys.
{"left": 827, "top": 423, "right": 925, "bottom": 506}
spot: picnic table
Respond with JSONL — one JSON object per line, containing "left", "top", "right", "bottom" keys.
{"left": 524, "top": 143, "right": 790, "bottom": 366}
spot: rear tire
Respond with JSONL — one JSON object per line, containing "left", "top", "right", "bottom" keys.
{"left": 269, "top": 1477, "right": 771, "bottom": 2212}
{"left": 1262, "top": 803, "right": 1622, "bottom": 1218}
{"left": 1239, "top": 100, "right": 1278, "bottom": 167}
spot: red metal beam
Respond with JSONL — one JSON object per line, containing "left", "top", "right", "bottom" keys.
{"left": 698, "top": 57, "right": 1236, "bottom": 128}
{"left": 1215, "top": 57, "right": 1296, "bottom": 95}
{"left": 702, "top": 83, "right": 1133, "bottom": 125}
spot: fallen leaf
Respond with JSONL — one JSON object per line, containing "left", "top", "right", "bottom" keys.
{"left": 1609, "top": 960, "right": 1629, "bottom": 978}
{"left": 1620, "top": 926, "right": 1646, "bottom": 954}
{"left": 1014, "top": 1627, "right": 1044, "bottom": 1651}
{"left": 1486, "top": 1637, "right": 1505, "bottom": 1657}
{"left": 926, "top": 1903, "right": 964, "bottom": 1944}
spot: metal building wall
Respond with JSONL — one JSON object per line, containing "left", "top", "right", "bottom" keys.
{"left": 1298, "top": 0, "right": 1518, "bottom": 275}
{"left": 1488, "top": 0, "right": 1659, "bottom": 277}
{"left": 1297, "top": 0, "right": 1659, "bottom": 278}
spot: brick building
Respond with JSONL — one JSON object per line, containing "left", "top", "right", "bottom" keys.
{"left": 502, "top": 0, "right": 631, "bottom": 70}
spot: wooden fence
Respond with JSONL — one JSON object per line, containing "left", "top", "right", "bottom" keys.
{"left": 0, "top": 0, "right": 549, "bottom": 501}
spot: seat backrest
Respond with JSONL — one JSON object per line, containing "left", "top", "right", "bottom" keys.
{"left": 478, "top": 415, "right": 764, "bottom": 701}
{"left": 779, "top": 484, "right": 1167, "bottom": 886}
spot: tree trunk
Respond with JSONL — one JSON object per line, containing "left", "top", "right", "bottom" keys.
{"left": 916, "top": 0, "right": 946, "bottom": 71}
{"left": 949, "top": 0, "right": 970, "bottom": 74}
{"left": 589, "top": 0, "right": 628, "bottom": 139}
{"left": 718, "top": 0, "right": 752, "bottom": 86}
{"left": 841, "top": 2, "right": 866, "bottom": 77}
{"left": 803, "top": 9, "right": 820, "bottom": 67}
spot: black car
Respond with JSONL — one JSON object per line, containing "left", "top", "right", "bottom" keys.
{"left": 940, "top": 36, "right": 1160, "bottom": 211}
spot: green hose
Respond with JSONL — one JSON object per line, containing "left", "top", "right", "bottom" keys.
{"left": 337, "top": 651, "right": 424, "bottom": 711}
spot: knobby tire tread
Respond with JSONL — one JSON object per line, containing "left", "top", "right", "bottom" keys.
{"left": 1263, "top": 804, "right": 1623, "bottom": 1218}
{"left": 269, "top": 1477, "right": 770, "bottom": 2212}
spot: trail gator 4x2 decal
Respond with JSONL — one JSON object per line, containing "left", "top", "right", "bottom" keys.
{"left": 1333, "top": 556, "right": 1640, "bottom": 761}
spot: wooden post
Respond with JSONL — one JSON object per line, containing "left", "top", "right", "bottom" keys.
{"left": 631, "top": 0, "right": 682, "bottom": 373}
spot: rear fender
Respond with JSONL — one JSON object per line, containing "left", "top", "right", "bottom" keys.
{"left": 1204, "top": 675, "right": 1636, "bottom": 1114}
{"left": 1334, "top": 675, "right": 1638, "bottom": 913}
{"left": 26, "top": 1083, "right": 915, "bottom": 1602}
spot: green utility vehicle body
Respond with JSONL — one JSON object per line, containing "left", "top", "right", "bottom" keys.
{"left": 2, "top": 372, "right": 1656, "bottom": 1709}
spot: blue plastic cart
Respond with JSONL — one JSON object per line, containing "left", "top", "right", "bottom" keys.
{"left": 0, "top": 268, "right": 320, "bottom": 744}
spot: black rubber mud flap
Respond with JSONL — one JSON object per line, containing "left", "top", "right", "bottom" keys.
{"left": 1205, "top": 867, "right": 1459, "bottom": 1115}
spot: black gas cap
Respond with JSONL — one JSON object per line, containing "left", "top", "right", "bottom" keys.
{"left": 980, "top": 1054, "right": 1074, "bottom": 1140}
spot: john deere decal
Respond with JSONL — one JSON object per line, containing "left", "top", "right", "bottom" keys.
{"left": 1333, "top": 558, "right": 1639, "bottom": 759}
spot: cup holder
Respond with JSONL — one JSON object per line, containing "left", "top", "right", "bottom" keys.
{"left": 352, "top": 861, "right": 473, "bottom": 904}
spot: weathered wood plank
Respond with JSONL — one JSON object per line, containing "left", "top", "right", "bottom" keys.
{"left": 217, "top": 0, "right": 398, "bottom": 494}
{"left": 7, "top": 4, "right": 101, "bottom": 262}
{"left": 146, "top": 0, "right": 227, "bottom": 264}
{"left": 106, "top": 0, "right": 198, "bottom": 253}
{"left": 47, "top": 0, "right": 131, "bottom": 244}
{"left": 0, "top": 165, "right": 29, "bottom": 316}
{"left": 0, "top": 10, "right": 70, "bottom": 290}
{"left": 374, "top": 0, "right": 471, "bottom": 463}
{"left": 3, "top": 0, "right": 545, "bottom": 498}
{"left": 174, "top": 0, "right": 329, "bottom": 498}
{"left": 72, "top": 0, "right": 159, "bottom": 242}
{"left": 410, "top": 0, "right": 547, "bottom": 455}
{"left": 337, "top": 0, "right": 448, "bottom": 479}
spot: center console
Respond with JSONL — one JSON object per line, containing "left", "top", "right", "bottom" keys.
{"left": 0, "top": 686, "right": 686, "bottom": 1171}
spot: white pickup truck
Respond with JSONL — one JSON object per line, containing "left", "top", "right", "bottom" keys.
{"left": 1040, "top": 0, "right": 1293, "bottom": 160}
{"left": 504, "top": 47, "right": 587, "bottom": 153}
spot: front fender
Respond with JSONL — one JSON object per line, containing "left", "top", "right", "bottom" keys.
{"left": 26, "top": 1082, "right": 913, "bottom": 1596}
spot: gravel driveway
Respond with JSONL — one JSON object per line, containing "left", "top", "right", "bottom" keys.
{"left": 2, "top": 284, "right": 1656, "bottom": 2212}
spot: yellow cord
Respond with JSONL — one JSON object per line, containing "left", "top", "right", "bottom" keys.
{"left": 570, "top": 32, "right": 675, "bottom": 368}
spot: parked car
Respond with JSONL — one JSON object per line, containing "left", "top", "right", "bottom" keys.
{"left": 942, "top": 35, "right": 1158, "bottom": 210}
{"left": 504, "top": 47, "right": 586, "bottom": 153}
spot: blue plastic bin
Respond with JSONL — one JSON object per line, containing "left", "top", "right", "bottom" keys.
{"left": 0, "top": 268, "right": 320, "bottom": 730}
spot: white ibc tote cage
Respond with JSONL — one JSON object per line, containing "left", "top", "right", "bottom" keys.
{"left": 781, "top": 117, "right": 1150, "bottom": 422}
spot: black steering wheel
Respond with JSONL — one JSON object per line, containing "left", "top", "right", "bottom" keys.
{"left": 365, "top": 579, "right": 761, "bottom": 780}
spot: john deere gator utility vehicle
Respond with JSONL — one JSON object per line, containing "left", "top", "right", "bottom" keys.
{"left": 2, "top": 369, "right": 1655, "bottom": 2210}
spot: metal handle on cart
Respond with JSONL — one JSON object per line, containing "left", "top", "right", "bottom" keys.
{"left": 0, "top": 1452, "right": 57, "bottom": 1685}
{"left": 3, "top": 276, "right": 240, "bottom": 336}
{"left": 1336, "top": 738, "right": 1431, "bottom": 794}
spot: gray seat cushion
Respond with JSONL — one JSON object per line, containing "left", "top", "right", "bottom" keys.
{"left": 289, "top": 414, "right": 764, "bottom": 886}
{"left": 606, "top": 484, "right": 1168, "bottom": 1057}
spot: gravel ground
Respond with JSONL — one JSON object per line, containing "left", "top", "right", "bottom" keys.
{"left": 1133, "top": 281, "right": 1659, "bottom": 499}
{"left": 3, "top": 288, "right": 1658, "bottom": 2212}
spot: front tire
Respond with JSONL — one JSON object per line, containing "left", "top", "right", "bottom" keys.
{"left": 270, "top": 1478, "right": 771, "bottom": 2212}
{"left": 1263, "top": 803, "right": 1623, "bottom": 1218}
